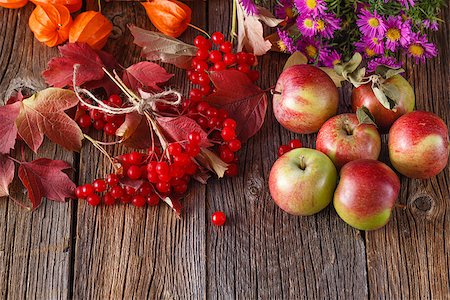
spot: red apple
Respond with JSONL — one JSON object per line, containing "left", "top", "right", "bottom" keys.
{"left": 351, "top": 75, "right": 415, "bottom": 132}
{"left": 316, "top": 113, "right": 381, "bottom": 168}
{"left": 388, "top": 111, "right": 449, "bottom": 179}
{"left": 273, "top": 65, "right": 339, "bottom": 134}
{"left": 269, "top": 148, "right": 337, "bottom": 216}
{"left": 334, "top": 159, "right": 400, "bottom": 230}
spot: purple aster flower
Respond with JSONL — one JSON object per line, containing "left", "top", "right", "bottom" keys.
{"left": 275, "top": 0, "right": 295, "bottom": 19}
{"left": 397, "top": 0, "right": 414, "bottom": 9}
{"left": 354, "top": 38, "right": 380, "bottom": 58}
{"left": 430, "top": 21, "right": 439, "bottom": 31}
{"left": 294, "top": 0, "right": 327, "bottom": 17}
{"left": 297, "top": 37, "right": 321, "bottom": 62}
{"left": 316, "top": 13, "right": 341, "bottom": 39}
{"left": 356, "top": 10, "right": 387, "bottom": 38}
{"left": 277, "top": 28, "right": 297, "bottom": 53}
{"left": 384, "top": 16, "right": 411, "bottom": 51}
{"left": 367, "top": 37, "right": 385, "bottom": 54}
{"left": 240, "top": 0, "right": 258, "bottom": 15}
{"left": 320, "top": 49, "right": 342, "bottom": 68}
{"left": 297, "top": 15, "right": 317, "bottom": 37}
{"left": 406, "top": 32, "right": 437, "bottom": 63}
{"left": 366, "top": 56, "right": 402, "bottom": 73}
{"left": 422, "top": 19, "right": 431, "bottom": 28}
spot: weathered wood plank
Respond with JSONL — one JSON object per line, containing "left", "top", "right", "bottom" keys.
{"left": 205, "top": 1, "right": 368, "bottom": 299}
{"left": 72, "top": 1, "right": 208, "bottom": 299}
{"left": 0, "top": 5, "right": 74, "bottom": 300}
{"left": 366, "top": 7, "right": 450, "bottom": 299}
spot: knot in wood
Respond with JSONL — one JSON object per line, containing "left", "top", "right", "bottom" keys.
{"left": 410, "top": 195, "right": 435, "bottom": 216}
{"left": 245, "top": 166, "right": 264, "bottom": 201}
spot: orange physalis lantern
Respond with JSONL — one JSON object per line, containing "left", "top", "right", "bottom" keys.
{"left": 69, "top": 11, "right": 113, "bottom": 50}
{"left": 0, "top": 0, "right": 28, "bottom": 8}
{"left": 141, "top": 0, "right": 192, "bottom": 38}
{"left": 28, "top": 4, "right": 72, "bottom": 47}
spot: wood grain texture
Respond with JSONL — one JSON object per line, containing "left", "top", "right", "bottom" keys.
{"left": 72, "top": 2, "right": 208, "bottom": 299}
{"left": 0, "top": 6, "right": 74, "bottom": 300}
{"left": 366, "top": 7, "right": 450, "bottom": 299}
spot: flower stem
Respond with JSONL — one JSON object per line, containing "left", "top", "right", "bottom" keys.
{"left": 188, "top": 23, "right": 211, "bottom": 38}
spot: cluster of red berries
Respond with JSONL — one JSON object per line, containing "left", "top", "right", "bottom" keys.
{"left": 75, "top": 131, "right": 206, "bottom": 206}
{"left": 186, "top": 32, "right": 259, "bottom": 102}
{"left": 277, "top": 139, "right": 303, "bottom": 157}
{"left": 76, "top": 94, "right": 125, "bottom": 135}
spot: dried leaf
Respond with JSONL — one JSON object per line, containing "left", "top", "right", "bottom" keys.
{"left": 347, "top": 67, "right": 366, "bottom": 88}
{"left": 157, "top": 115, "right": 212, "bottom": 148}
{"left": 122, "top": 61, "right": 174, "bottom": 93}
{"left": 129, "top": 25, "right": 197, "bottom": 69}
{"left": 18, "top": 158, "right": 75, "bottom": 210}
{"left": 283, "top": 52, "right": 308, "bottom": 70}
{"left": 375, "top": 65, "right": 405, "bottom": 79}
{"left": 334, "top": 52, "right": 362, "bottom": 79}
{"left": 0, "top": 102, "right": 21, "bottom": 154}
{"left": 162, "top": 196, "right": 182, "bottom": 218}
{"left": 236, "top": 2, "right": 272, "bottom": 56}
{"left": 16, "top": 88, "right": 83, "bottom": 152}
{"left": 205, "top": 70, "right": 268, "bottom": 142}
{"left": 116, "top": 112, "right": 152, "bottom": 149}
{"left": 381, "top": 81, "right": 401, "bottom": 111}
{"left": 199, "top": 148, "right": 228, "bottom": 178}
{"left": 372, "top": 86, "right": 392, "bottom": 110}
{"left": 356, "top": 107, "right": 377, "bottom": 126}
{"left": 256, "top": 6, "right": 284, "bottom": 27}
{"left": 319, "top": 67, "right": 345, "bottom": 88}
{"left": 0, "top": 155, "right": 14, "bottom": 197}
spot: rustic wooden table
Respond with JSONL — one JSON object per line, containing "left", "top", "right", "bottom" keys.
{"left": 0, "top": 1, "right": 449, "bottom": 299}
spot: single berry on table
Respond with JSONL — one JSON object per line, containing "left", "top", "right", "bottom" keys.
{"left": 212, "top": 211, "right": 226, "bottom": 226}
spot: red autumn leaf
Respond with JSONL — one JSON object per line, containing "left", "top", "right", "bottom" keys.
{"left": 0, "top": 101, "right": 21, "bottom": 154}
{"left": 116, "top": 112, "right": 152, "bottom": 149}
{"left": 122, "top": 61, "right": 174, "bottom": 93}
{"left": 18, "top": 158, "right": 75, "bottom": 209}
{"left": 0, "top": 155, "right": 15, "bottom": 197}
{"left": 157, "top": 115, "right": 212, "bottom": 147}
{"left": 16, "top": 88, "right": 83, "bottom": 152}
{"left": 204, "top": 70, "right": 268, "bottom": 142}
{"left": 162, "top": 196, "right": 182, "bottom": 218}
{"left": 43, "top": 43, "right": 105, "bottom": 87}
{"left": 83, "top": 49, "right": 121, "bottom": 96}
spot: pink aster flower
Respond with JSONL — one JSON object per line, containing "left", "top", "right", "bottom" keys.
{"left": 366, "top": 56, "right": 402, "bottom": 73}
{"left": 240, "top": 0, "right": 258, "bottom": 15}
{"left": 397, "top": 0, "right": 414, "bottom": 9}
{"left": 320, "top": 49, "right": 342, "bottom": 68}
{"left": 356, "top": 10, "right": 386, "bottom": 38}
{"left": 315, "top": 13, "right": 341, "bottom": 39}
{"left": 275, "top": 0, "right": 295, "bottom": 19}
{"left": 354, "top": 38, "right": 381, "bottom": 58}
{"left": 406, "top": 32, "right": 437, "bottom": 63}
{"left": 294, "top": 0, "right": 327, "bottom": 17}
{"left": 297, "top": 37, "right": 321, "bottom": 62}
{"left": 384, "top": 16, "right": 411, "bottom": 51}
{"left": 277, "top": 28, "right": 297, "bottom": 53}
{"left": 430, "top": 21, "right": 439, "bottom": 31}
{"left": 297, "top": 15, "right": 317, "bottom": 37}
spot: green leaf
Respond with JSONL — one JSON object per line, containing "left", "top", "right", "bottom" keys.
{"left": 356, "top": 106, "right": 377, "bottom": 127}
{"left": 375, "top": 65, "right": 405, "bottom": 79}
{"left": 283, "top": 52, "right": 308, "bottom": 70}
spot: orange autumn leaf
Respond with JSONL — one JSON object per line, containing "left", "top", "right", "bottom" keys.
{"left": 0, "top": 0, "right": 28, "bottom": 8}
{"left": 141, "top": 0, "right": 192, "bottom": 38}
{"left": 28, "top": 4, "right": 72, "bottom": 47}
{"left": 69, "top": 11, "right": 113, "bottom": 50}
{"left": 15, "top": 88, "right": 83, "bottom": 153}
{"left": 31, "top": 0, "right": 81, "bottom": 12}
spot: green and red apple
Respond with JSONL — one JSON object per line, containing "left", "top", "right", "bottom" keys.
{"left": 388, "top": 111, "right": 449, "bottom": 179}
{"left": 316, "top": 113, "right": 381, "bottom": 168}
{"left": 333, "top": 159, "right": 400, "bottom": 230}
{"left": 351, "top": 75, "right": 414, "bottom": 132}
{"left": 269, "top": 148, "right": 337, "bottom": 216}
{"left": 273, "top": 65, "right": 339, "bottom": 134}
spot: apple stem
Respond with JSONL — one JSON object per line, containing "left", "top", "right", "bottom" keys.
{"left": 270, "top": 89, "right": 281, "bottom": 95}
{"left": 299, "top": 156, "right": 306, "bottom": 170}
{"left": 343, "top": 122, "right": 353, "bottom": 135}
